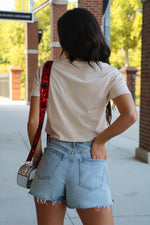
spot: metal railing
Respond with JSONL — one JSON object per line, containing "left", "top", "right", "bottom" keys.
{"left": 33, "top": 0, "right": 52, "bottom": 14}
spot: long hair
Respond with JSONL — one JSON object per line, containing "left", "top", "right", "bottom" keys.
{"left": 57, "top": 8, "right": 112, "bottom": 125}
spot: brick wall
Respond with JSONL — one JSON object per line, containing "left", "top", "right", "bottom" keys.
{"left": 136, "top": 0, "right": 150, "bottom": 163}
{"left": 50, "top": 3, "right": 67, "bottom": 59}
{"left": 78, "top": 0, "right": 103, "bottom": 25}
{"left": 120, "top": 67, "right": 138, "bottom": 102}
{"left": 140, "top": 0, "right": 150, "bottom": 151}
{"left": 25, "top": 54, "right": 38, "bottom": 102}
{"left": 25, "top": 21, "right": 38, "bottom": 49}
{"left": 25, "top": 19, "right": 39, "bottom": 102}
{"left": 9, "top": 66, "right": 22, "bottom": 100}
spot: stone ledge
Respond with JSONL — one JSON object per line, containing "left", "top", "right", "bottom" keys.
{"left": 51, "top": 0, "right": 68, "bottom": 5}
{"left": 34, "top": 17, "right": 39, "bottom": 22}
{"left": 135, "top": 147, "right": 150, "bottom": 164}
{"left": 50, "top": 41, "right": 61, "bottom": 48}
{"left": 24, "top": 49, "right": 39, "bottom": 54}
{"left": 9, "top": 66, "right": 22, "bottom": 72}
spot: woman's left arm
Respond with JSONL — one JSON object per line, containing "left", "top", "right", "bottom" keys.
{"left": 92, "top": 93, "right": 138, "bottom": 159}
{"left": 27, "top": 96, "right": 42, "bottom": 166}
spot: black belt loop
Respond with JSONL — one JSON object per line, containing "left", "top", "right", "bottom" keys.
{"left": 72, "top": 142, "right": 75, "bottom": 148}
{"left": 47, "top": 134, "right": 50, "bottom": 145}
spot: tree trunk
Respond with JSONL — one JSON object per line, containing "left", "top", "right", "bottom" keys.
{"left": 125, "top": 49, "right": 129, "bottom": 66}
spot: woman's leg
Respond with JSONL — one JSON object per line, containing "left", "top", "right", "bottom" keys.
{"left": 76, "top": 206, "right": 114, "bottom": 225}
{"left": 34, "top": 197, "right": 67, "bottom": 225}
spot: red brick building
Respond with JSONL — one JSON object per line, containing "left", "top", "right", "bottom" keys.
{"left": 136, "top": 0, "right": 150, "bottom": 163}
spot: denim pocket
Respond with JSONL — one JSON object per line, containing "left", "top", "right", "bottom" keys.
{"left": 79, "top": 159, "right": 105, "bottom": 191}
{"left": 37, "top": 148, "right": 65, "bottom": 180}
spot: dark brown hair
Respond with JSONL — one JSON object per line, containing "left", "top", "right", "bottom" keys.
{"left": 57, "top": 8, "right": 112, "bottom": 125}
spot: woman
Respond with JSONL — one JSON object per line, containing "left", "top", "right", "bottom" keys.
{"left": 28, "top": 8, "right": 137, "bottom": 225}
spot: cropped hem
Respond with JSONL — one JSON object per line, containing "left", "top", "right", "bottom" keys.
{"left": 45, "top": 132, "right": 96, "bottom": 142}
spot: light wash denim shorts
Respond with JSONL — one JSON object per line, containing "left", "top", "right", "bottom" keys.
{"left": 30, "top": 136, "right": 113, "bottom": 209}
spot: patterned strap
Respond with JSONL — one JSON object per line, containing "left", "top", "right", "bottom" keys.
{"left": 26, "top": 61, "right": 53, "bottom": 162}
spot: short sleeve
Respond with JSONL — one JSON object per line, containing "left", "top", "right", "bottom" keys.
{"left": 31, "top": 63, "right": 44, "bottom": 97}
{"left": 108, "top": 69, "right": 130, "bottom": 100}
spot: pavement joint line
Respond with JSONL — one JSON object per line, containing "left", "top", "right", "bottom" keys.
{"left": 114, "top": 215, "right": 150, "bottom": 218}
{"left": 66, "top": 212, "right": 75, "bottom": 225}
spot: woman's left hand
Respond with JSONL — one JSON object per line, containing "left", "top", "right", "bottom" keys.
{"left": 91, "top": 138, "right": 108, "bottom": 160}
{"left": 33, "top": 152, "right": 43, "bottom": 166}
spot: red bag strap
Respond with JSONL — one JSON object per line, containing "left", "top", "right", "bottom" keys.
{"left": 26, "top": 61, "right": 53, "bottom": 162}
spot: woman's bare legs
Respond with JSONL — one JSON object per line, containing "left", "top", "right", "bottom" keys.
{"left": 34, "top": 197, "right": 67, "bottom": 225}
{"left": 76, "top": 206, "right": 114, "bottom": 225}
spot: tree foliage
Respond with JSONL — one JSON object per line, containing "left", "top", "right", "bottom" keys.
{"left": 110, "top": 0, "right": 142, "bottom": 69}
{"left": 34, "top": 0, "right": 51, "bottom": 65}
{"left": 0, "top": 0, "right": 76, "bottom": 72}
{"left": 68, "top": 1, "right": 77, "bottom": 9}
{"left": 0, "top": 0, "right": 76, "bottom": 99}
{"left": 0, "top": 0, "right": 28, "bottom": 90}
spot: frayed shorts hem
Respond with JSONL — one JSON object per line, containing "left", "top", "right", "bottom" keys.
{"left": 29, "top": 191, "right": 113, "bottom": 210}
{"left": 67, "top": 201, "right": 113, "bottom": 210}
{"left": 29, "top": 191, "right": 66, "bottom": 204}
{"left": 68, "top": 204, "right": 113, "bottom": 210}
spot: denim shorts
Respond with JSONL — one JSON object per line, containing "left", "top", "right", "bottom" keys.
{"left": 30, "top": 136, "right": 113, "bottom": 209}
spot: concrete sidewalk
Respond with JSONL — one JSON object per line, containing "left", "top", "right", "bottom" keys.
{"left": 0, "top": 98, "right": 150, "bottom": 225}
